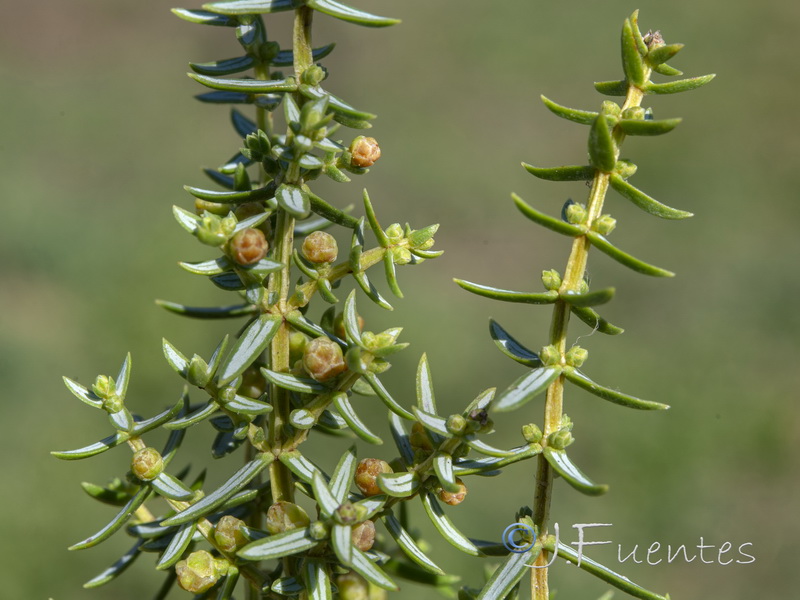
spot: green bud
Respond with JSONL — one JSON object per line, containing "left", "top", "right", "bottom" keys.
{"left": 565, "top": 203, "right": 588, "bottom": 225}
{"left": 303, "top": 337, "right": 346, "bottom": 382}
{"left": 131, "top": 447, "right": 164, "bottom": 482}
{"left": 175, "top": 550, "right": 227, "bottom": 594}
{"left": 592, "top": 214, "right": 617, "bottom": 236}
{"left": 384, "top": 223, "right": 404, "bottom": 243}
{"left": 214, "top": 515, "right": 249, "bottom": 553}
{"left": 288, "top": 331, "right": 309, "bottom": 365}
{"left": 266, "top": 501, "right": 311, "bottom": 534}
{"left": 578, "top": 278, "right": 590, "bottom": 294}
{"left": 351, "top": 520, "right": 376, "bottom": 552}
{"left": 293, "top": 134, "right": 314, "bottom": 153}
{"left": 541, "top": 269, "right": 562, "bottom": 291}
{"left": 565, "top": 346, "right": 588, "bottom": 368}
{"left": 446, "top": 414, "right": 467, "bottom": 435}
{"left": 239, "top": 365, "right": 267, "bottom": 399}
{"left": 355, "top": 458, "right": 392, "bottom": 497}
{"left": 102, "top": 394, "right": 124, "bottom": 414}
{"left": 407, "top": 224, "right": 439, "bottom": 248}
{"left": 601, "top": 100, "right": 621, "bottom": 117}
{"left": 540, "top": 345, "right": 561, "bottom": 366}
{"left": 522, "top": 423, "right": 543, "bottom": 443}
{"left": 91, "top": 375, "right": 114, "bottom": 399}
{"left": 337, "top": 572, "right": 370, "bottom": 600}
{"left": 622, "top": 106, "right": 646, "bottom": 120}
{"left": 335, "top": 502, "right": 359, "bottom": 526}
{"left": 302, "top": 231, "right": 338, "bottom": 264}
{"left": 300, "top": 65, "right": 325, "bottom": 86}
{"left": 187, "top": 354, "right": 210, "bottom": 388}
{"left": 391, "top": 247, "right": 412, "bottom": 265}
{"left": 197, "top": 213, "right": 229, "bottom": 246}
{"left": 218, "top": 386, "right": 237, "bottom": 406}
{"left": 308, "top": 520, "right": 329, "bottom": 541}
{"left": 548, "top": 429, "right": 574, "bottom": 450}
{"left": 614, "top": 159, "right": 638, "bottom": 179}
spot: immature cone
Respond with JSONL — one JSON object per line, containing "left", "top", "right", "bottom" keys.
{"left": 131, "top": 447, "right": 163, "bottom": 482}
{"left": 303, "top": 336, "right": 346, "bottom": 382}
{"left": 437, "top": 478, "right": 467, "bottom": 506}
{"left": 229, "top": 228, "right": 268, "bottom": 265}
{"left": 266, "top": 501, "right": 311, "bottom": 534}
{"left": 337, "top": 571, "right": 370, "bottom": 600}
{"left": 349, "top": 136, "right": 381, "bottom": 168}
{"left": 302, "top": 231, "right": 338, "bottom": 264}
{"left": 355, "top": 458, "right": 393, "bottom": 497}
{"left": 351, "top": 520, "right": 376, "bottom": 552}
{"left": 214, "top": 515, "right": 248, "bottom": 553}
{"left": 175, "top": 550, "right": 226, "bottom": 594}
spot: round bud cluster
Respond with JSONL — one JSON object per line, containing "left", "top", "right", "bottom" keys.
{"left": 303, "top": 337, "right": 346, "bottom": 382}
{"left": 522, "top": 423, "right": 543, "bottom": 443}
{"left": 187, "top": 354, "right": 210, "bottom": 388}
{"left": 354, "top": 458, "right": 393, "bottom": 497}
{"left": 288, "top": 331, "right": 309, "bottom": 366}
{"left": 437, "top": 479, "right": 468, "bottom": 506}
{"left": 548, "top": 429, "right": 574, "bottom": 450}
{"left": 349, "top": 136, "right": 381, "bottom": 168}
{"left": 601, "top": 100, "right": 622, "bottom": 117}
{"left": 565, "top": 345, "right": 589, "bottom": 368}
{"left": 229, "top": 228, "right": 269, "bottom": 265}
{"left": 266, "top": 501, "right": 311, "bottom": 535}
{"left": 541, "top": 269, "right": 562, "bottom": 291}
{"left": 540, "top": 345, "right": 562, "bottom": 366}
{"left": 197, "top": 213, "right": 236, "bottom": 246}
{"left": 175, "top": 551, "right": 227, "bottom": 594}
{"left": 302, "top": 231, "right": 338, "bottom": 264}
{"left": 622, "top": 106, "right": 646, "bottom": 120}
{"left": 592, "top": 214, "right": 617, "bottom": 236}
{"left": 131, "top": 447, "right": 164, "bottom": 482}
{"left": 337, "top": 571, "right": 370, "bottom": 600}
{"left": 214, "top": 515, "right": 248, "bottom": 553}
{"left": 446, "top": 414, "right": 467, "bottom": 435}
{"left": 351, "top": 520, "right": 376, "bottom": 552}
{"left": 391, "top": 246, "right": 412, "bottom": 265}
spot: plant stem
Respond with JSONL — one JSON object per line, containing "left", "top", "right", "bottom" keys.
{"left": 530, "top": 76, "right": 649, "bottom": 600}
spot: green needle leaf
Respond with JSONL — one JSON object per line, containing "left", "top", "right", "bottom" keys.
{"left": 62, "top": 377, "right": 103, "bottom": 409}
{"left": 306, "top": 189, "right": 360, "bottom": 228}
{"left": 201, "top": 0, "right": 296, "bottom": 15}
{"left": 189, "top": 55, "right": 255, "bottom": 77}
{"left": 594, "top": 79, "right": 628, "bottom": 96}
{"left": 389, "top": 412, "right": 414, "bottom": 463}
{"left": 563, "top": 368, "right": 669, "bottom": 410}
{"left": 155, "top": 300, "right": 258, "bottom": 320}
{"left": 330, "top": 446, "right": 358, "bottom": 503}
{"left": 155, "top": 522, "right": 196, "bottom": 570}
{"left": 647, "top": 43, "right": 684, "bottom": 65}
{"left": 307, "top": 0, "right": 400, "bottom": 27}
{"left": 69, "top": 487, "right": 153, "bottom": 550}
{"left": 455, "top": 279, "right": 559, "bottom": 304}
{"left": 559, "top": 287, "right": 615, "bottom": 307}
{"left": 420, "top": 492, "right": 480, "bottom": 556}
{"left": 331, "top": 523, "right": 354, "bottom": 565}
{"left": 189, "top": 73, "right": 296, "bottom": 93}
{"left": 540, "top": 95, "right": 598, "bottom": 124}
{"left": 312, "top": 471, "right": 340, "bottom": 518}
{"left": 512, "top": 194, "right": 583, "bottom": 237}
{"left": 83, "top": 540, "right": 143, "bottom": 588}
{"left": 522, "top": 163, "right": 596, "bottom": 182}
{"left": 588, "top": 114, "right": 617, "bottom": 172}
{"left": 333, "top": 394, "right": 383, "bottom": 445}
{"left": 184, "top": 184, "right": 274, "bottom": 204}
{"left": 586, "top": 231, "right": 675, "bottom": 277}
{"left": 179, "top": 257, "right": 232, "bottom": 275}
{"left": 643, "top": 74, "right": 716, "bottom": 94}
{"left": 262, "top": 368, "right": 328, "bottom": 394}
{"left": 570, "top": 306, "right": 624, "bottom": 335}
{"left": 364, "top": 374, "right": 414, "bottom": 420}
{"left": 164, "top": 400, "right": 219, "bottom": 430}
{"left": 433, "top": 453, "right": 460, "bottom": 493}
{"left": 377, "top": 472, "right": 420, "bottom": 498}
{"left": 476, "top": 542, "right": 542, "bottom": 599}
{"left": 494, "top": 367, "right": 562, "bottom": 412}
{"left": 172, "top": 8, "right": 237, "bottom": 26}
{"left": 349, "top": 548, "right": 399, "bottom": 590}
{"left": 151, "top": 472, "right": 195, "bottom": 501}
{"left": 416, "top": 353, "right": 437, "bottom": 413}
{"left": 303, "top": 559, "right": 333, "bottom": 600}
{"left": 217, "top": 314, "right": 281, "bottom": 385}
{"left": 382, "top": 513, "right": 444, "bottom": 574}
{"left": 276, "top": 184, "right": 311, "bottom": 219}
{"left": 543, "top": 447, "right": 609, "bottom": 496}
{"left": 621, "top": 17, "right": 646, "bottom": 86}
{"left": 617, "top": 118, "right": 682, "bottom": 136}
{"left": 489, "top": 320, "right": 541, "bottom": 368}
{"left": 608, "top": 173, "right": 693, "bottom": 219}
{"left": 238, "top": 527, "right": 319, "bottom": 561}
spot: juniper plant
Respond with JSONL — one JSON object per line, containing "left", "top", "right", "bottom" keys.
{"left": 455, "top": 10, "right": 714, "bottom": 600}
{"left": 55, "top": 5, "right": 713, "bottom": 600}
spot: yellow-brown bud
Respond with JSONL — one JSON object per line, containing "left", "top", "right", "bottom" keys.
{"left": 229, "top": 228, "right": 268, "bottom": 265}
{"left": 302, "top": 231, "right": 338, "bottom": 264}
{"left": 349, "top": 136, "right": 381, "bottom": 168}
{"left": 354, "top": 458, "right": 392, "bottom": 497}
{"left": 351, "top": 520, "right": 376, "bottom": 552}
{"left": 214, "top": 515, "right": 248, "bottom": 553}
{"left": 302, "top": 337, "right": 346, "bottom": 382}
{"left": 437, "top": 478, "right": 467, "bottom": 506}
{"left": 266, "top": 501, "right": 311, "bottom": 534}
{"left": 131, "top": 447, "right": 163, "bottom": 482}
{"left": 175, "top": 550, "right": 227, "bottom": 594}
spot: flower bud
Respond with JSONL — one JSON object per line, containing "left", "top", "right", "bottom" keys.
{"left": 548, "top": 429, "right": 574, "bottom": 450}
{"left": 522, "top": 423, "right": 543, "bottom": 443}
{"left": 614, "top": 159, "right": 638, "bottom": 179}
{"left": 91, "top": 375, "right": 114, "bottom": 399}
{"left": 565, "top": 345, "right": 588, "bottom": 368}
{"left": 337, "top": 572, "right": 370, "bottom": 600}
{"left": 355, "top": 458, "right": 393, "bottom": 497}
{"left": 621, "top": 106, "right": 646, "bottom": 121}
{"left": 229, "top": 228, "right": 268, "bottom": 266}
{"left": 303, "top": 337, "right": 346, "bottom": 382}
{"left": 384, "top": 223, "right": 404, "bottom": 243}
{"left": 391, "top": 247, "right": 412, "bottom": 265}
{"left": 214, "top": 515, "right": 249, "bottom": 553}
{"left": 302, "top": 231, "right": 338, "bottom": 264}
{"left": 335, "top": 502, "right": 359, "bottom": 525}
{"left": 437, "top": 479, "right": 467, "bottom": 506}
{"left": 175, "top": 550, "right": 227, "bottom": 594}
{"left": 541, "top": 269, "right": 562, "bottom": 291}
{"left": 289, "top": 331, "right": 309, "bottom": 365}
{"left": 266, "top": 501, "right": 311, "bottom": 535}
{"left": 197, "top": 214, "right": 230, "bottom": 246}
{"left": 409, "top": 422, "right": 433, "bottom": 453}
{"left": 565, "top": 202, "right": 588, "bottom": 225}
{"left": 308, "top": 520, "right": 329, "bottom": 540}
{"left": 601, "top": 100, "right": 622, "bottom": 117}
{"left": 446, "top": 414, "right": 467, "bottom": 435}
{"left": 592, "top": 214, "right": 617, "bottom": 236}
{"left": 300, "top": 65, "right": 325, "bottom": 86}
{"left": 539, "top": 345, "right": 561, "bottom": 366}
{"left": 349, "top": 136, "right": 381, "bottom": 168}
{"left": 351, "top": 520, "right": 376, "bottom": 552}
{"left": 131, "top": 447, "right": 163, "bottom": 482}
{"left": 187, "top": 354, "right": 211, "bottom": 388}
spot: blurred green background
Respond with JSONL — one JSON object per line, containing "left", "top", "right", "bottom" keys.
{"left": 2, "top": 0, "right": 798, "bottom": 598}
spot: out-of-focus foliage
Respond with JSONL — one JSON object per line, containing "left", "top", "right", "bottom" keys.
{"left": 1, "top": 1, "right": 799, "bottom": 599}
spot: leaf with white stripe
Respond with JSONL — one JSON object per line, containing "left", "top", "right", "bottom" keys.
{"left": 416, "top": 353, "right": 437, "bottom": 412}
{"left": 238, "top": 527, "right": 319, "bottom": 561}
{"left": 350, "top": 547, "right": 399, "bottom": 591}
{"left": 382, "top": 513, "right": 444, "bottom": 574}
{"left": 432, "top": 453, "right": 460, "bottom": 493}
{"left": 331, "top": 523, "right": 353, "bottom": 565}
{"left": 312, "top": 471, "right": 340, "bottom": 518}
{"left": 420, "top": 492, "right": 480, "bottom": 556}
{"left": 330, "top": 446, "right": 357, "bottom": 503}
{"left": 303, "top": 559, "right": 332, "bottom": 600}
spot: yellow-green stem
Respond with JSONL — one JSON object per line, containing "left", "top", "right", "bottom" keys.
{"left": 530, "top": 75, "right": 649, "bottom": 599}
